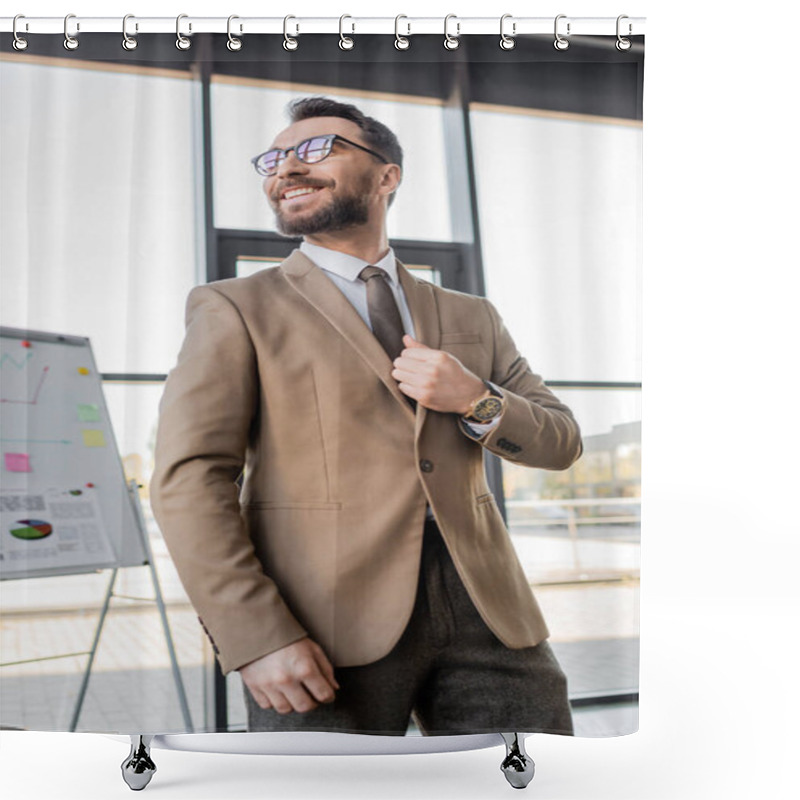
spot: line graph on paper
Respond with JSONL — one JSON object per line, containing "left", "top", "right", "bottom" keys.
{"left": 0, "top": 352, "right": 33, "bottom": 369}
{"left": 0, "top": 359, "right": 51, "bottom": 405}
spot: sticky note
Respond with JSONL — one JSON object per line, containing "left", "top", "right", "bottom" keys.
{"left": 81, "top": 430, "right": 106, "bottom": 447}
{"left": 77, "top": 403, "right": 100, "bottom": 422}
{"left": 4, "top": 452, "right": 32, "bottom": 472}
{"left": 78, "top": 367, "right": 90, "bottom": 375}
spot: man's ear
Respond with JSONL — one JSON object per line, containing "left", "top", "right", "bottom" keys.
{"left": 379, "top": 164, "right": 402, "bottom": 198}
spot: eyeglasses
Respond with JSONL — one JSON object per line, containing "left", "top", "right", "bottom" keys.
{"left": 251, "top": 134, "right": 389, "bottom": 177}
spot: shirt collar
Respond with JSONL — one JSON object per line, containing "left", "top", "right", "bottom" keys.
{"left": 300, "top": 241, "right": 399, "bottom": 287}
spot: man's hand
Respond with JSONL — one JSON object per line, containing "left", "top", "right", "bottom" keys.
{"left": 392, "top": 335, "right": 486, "bottom": 415}
{"left": 239, "top": 637, "right": 340, "bottom": 714}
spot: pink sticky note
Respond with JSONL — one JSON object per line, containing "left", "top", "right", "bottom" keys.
{"left": 4, "top": 452, "right": 32, "bottom": 472}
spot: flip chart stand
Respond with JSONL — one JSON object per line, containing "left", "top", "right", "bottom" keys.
{"left": 70, "top": 481, "right": 193, "bottom": 733}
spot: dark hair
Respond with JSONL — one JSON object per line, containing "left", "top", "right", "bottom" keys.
{"left": 287, "top": 96, "right": 403, "bottom": 170}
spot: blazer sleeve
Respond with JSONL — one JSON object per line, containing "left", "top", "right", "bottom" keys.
{"left": 459, "top": 298, "right": 583, "bottom": 470}
{"left": 150, "top": 285, "right": 307, "bottom": 675}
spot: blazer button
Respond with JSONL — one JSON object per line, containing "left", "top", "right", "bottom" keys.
{"left": 420, "top": 459, "right": 434, "bottom": 473}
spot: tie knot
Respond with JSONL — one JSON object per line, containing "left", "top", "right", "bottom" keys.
{"left": 359, "top": 265, "right": 388, "bottom": 283}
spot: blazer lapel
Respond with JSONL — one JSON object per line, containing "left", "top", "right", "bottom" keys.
{"left": 281, "top": 250, "right": 416, "bottom": 422}
{"left": 397, "top": 261, "right": 441, "bottom": 438}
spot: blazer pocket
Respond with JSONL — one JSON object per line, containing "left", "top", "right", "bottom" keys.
{"left": 475, "top": 493, "right": 495, "bottom": 506}
{"left": 440, "top": 332, "right": 482, "bottom": 345}
{"left": 243, "top": 500, "right": 342, "bottom": 511}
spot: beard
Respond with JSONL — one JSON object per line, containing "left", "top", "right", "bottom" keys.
{"left": 272, "top": 177, "right": 372, "bottom": 237}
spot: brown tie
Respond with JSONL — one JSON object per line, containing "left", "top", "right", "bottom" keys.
{"left": 359, "top": 266, "right": 406, "bottom": 361}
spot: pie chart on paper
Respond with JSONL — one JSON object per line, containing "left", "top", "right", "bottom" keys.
{"left": 10, "top": 519, "right": 53, "bottom": 540}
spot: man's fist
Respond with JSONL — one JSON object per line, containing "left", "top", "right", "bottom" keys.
{"left": 239, "top": 637, "right": 340, "bottom": 714}
{"left": 391, "top": 335, "right": 485, "bottom": 414}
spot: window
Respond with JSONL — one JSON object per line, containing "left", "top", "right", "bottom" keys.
{"left": 471, "top": 104, "right": 642, "bottom": 700}
{"left": 470, "top": 106, "right": 642, "bottom": 382}
{"left": 0, "top": 61, "right": 199, "bottom": 373}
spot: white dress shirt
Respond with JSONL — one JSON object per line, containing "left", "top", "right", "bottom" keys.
{"left": 300, "top": 241, "right": 415, "bottom": 338}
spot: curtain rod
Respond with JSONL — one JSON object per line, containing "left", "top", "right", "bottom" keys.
{"left": 1, "top": 16, "right": 646, "bottom": 37}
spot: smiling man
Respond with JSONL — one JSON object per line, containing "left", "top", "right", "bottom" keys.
{"left": 151, "top": 97, "right": 583, "bottom": 736}
{"left": 267, "top": 129, "right": 390, "bottom": 237}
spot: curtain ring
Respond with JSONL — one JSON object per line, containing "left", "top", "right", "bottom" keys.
{"left": 553, "top": 14, "right": 570, "bottom": 51}
{"left": 176, "top": 14, "right": 191, "bottom": 50}
{"left": 227, "top": 15, "right": 243, "bottom": 51}
{"left": 499, "top": 14, "right": 516, "bottom": 50}
{"left": 394, "top": 15, "right": 410, "bottom": 50}
{"left": 122, "top": 15, "right": 138, "bottom": 51}
{"left": 63, "top": 13, "right": 79, "bottom": 51}
{"left": 12, "top": 15, "right": 28, "bottom": 51}
{"left": 616, "top": 15, "right": 632, "bottom": 51}
{"left": 339, "top": 15, "right": 355, "bottom": 50}
{"left": 283, "top": 15, "right": 299, "bottom": 51}
{"left": 444, "top": 14, "right": 460, "bottom": 51}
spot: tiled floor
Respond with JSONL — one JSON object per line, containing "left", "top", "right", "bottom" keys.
{"left": 552, "top": 638, "right": 639, "bottom": 697}
{"left": 571, "top": 701, "right": 638, "bottom": 738}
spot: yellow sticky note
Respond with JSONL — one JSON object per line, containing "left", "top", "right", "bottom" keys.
{"left": 78, "top": 367, "right": 90, "bottom": 375}
{"left": 82, "top": 429, "right": 106, "bottom": 447}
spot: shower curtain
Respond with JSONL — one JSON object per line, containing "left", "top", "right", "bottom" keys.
{"left": 0, "top": 19, "right": 643, "bottom": 744}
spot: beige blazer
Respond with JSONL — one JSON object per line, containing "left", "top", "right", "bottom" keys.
{"left": 151, "top": 251, "right": 582, "bottom": 675}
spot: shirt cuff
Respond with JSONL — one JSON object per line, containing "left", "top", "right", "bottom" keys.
{"left": 461, "top": 416, "right": 501, "bottom": 436}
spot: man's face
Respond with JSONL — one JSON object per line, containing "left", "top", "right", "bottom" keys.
{"left": 264, "top": 117, "right": 385, "bottom": 237}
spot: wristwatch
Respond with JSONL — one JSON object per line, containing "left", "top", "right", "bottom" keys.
{"left": 463, "top": 381, "right": 505, "bottom": 424}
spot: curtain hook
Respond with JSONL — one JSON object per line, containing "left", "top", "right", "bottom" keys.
{"left": 227, "top": 15, "right": 243, "bottom": 51}
{"left": 12, "top": 15, "right": 28, "bottom": 51}
{"left": 500, "top": 14, "right": 516, "bottom": 50}
{"left": 63, "top": 13, "right": 79, "bottom": 51}
{"left": 176, "top": 14, "right": 192, "bottom": 50}
{"left": 122, "top": 15, "right": 138, "bottom": 51}
{"left": 444, "top": 14, "right": 460, "bottom": 51}
{"left": 553, "top": 14, "right": 570, "bottom": 51}
{"left": 394, "top": 15, "right": 410, "bottom": 50}
{"left": 339, "top": 15, "right": 355, "bottom": 50}
{"left": 283, "top": 15, "right": 299, "bottom": 51}
{"left": 616, "top": 15, "right": 632, "bottom": 51}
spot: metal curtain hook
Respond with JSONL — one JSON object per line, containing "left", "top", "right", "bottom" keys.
{"left": 616, "top": 15, "right": 632, "bottom": 51}
{"left": 283, "top": 15, "right": 299, "bottom": 51}
{"left": 339, "top": 15, "right": 355, "bottom": 50}
{"left": 444, "top": 14, "right": 460, "bottom": 51}
{"left": 500, "top": 14, "right": 516, "bottom": 50}
{"left": 12, "top": 14, "right": 28, "bottom": 51}
{"left": 64, "top": 13, "right": 79, "bottom": 51}
{"left": 394, "top": 15, "right": 410, "bottom": 50}
{"left": 176, "top": 14, "right": 191, "bottom": 50}
{"left": 122, "top": 15, "right": 138, "bottom": 51}
{"left": 227, "top": 15, "right": 243, "bottom": 51}
{"left": 553, "top": 14, "right": 570, "bottom": 51}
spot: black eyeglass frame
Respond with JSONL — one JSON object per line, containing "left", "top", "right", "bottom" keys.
{"left": 251, "top": 134, "right": 390, "bottom": 177}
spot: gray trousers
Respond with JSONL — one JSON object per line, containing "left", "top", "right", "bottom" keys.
{"left": 245, "top": 520, "right": 574, "bottom": 736}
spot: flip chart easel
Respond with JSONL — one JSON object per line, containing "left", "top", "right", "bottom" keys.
{"left": 0, "top": 327, "right": 192, "bottom": 732}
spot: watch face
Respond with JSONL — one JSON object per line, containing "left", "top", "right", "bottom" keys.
{"left": 473, "top": 396, "right": 504, "bottom": 421}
